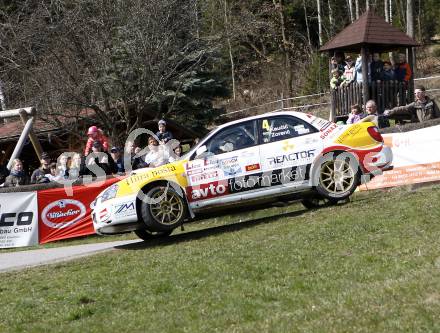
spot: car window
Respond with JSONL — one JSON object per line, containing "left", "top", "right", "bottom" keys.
{"left": 260, "top": 116, "right": 317, "bottom": 143}
{"left": 205, "top": 121, "right": 257, "bottom": 155}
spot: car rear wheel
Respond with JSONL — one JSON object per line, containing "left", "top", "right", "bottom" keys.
{"left": 313, "top": 152, "right": 359, "bottom": 200}
{"left": 134, "top": 229, "right": 172, "bottom": 241}
{"left": 140, "top": 184, "right": 187, "bottom": 232}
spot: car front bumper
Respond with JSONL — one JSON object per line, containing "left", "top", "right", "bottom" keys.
{"left": 92, "top": 194, "right": 140, "bottom": 235}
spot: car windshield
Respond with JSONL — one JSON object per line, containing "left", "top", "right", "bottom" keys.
{"left": 181, "top": 127, "right": 217, "bottom": 160}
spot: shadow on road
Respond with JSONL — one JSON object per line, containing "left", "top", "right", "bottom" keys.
{"left": 115, "top": 208, "right": 308, "bottom": 251}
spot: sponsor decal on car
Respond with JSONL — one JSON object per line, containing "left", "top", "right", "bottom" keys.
{"left": 187, "top": 168, "right": 203, "bottom": 176}
{"left": 228, "top": 165, "right": 310, "bottom": 193}
{"left": 125, "top": 165, "right": 177, "bottom": 185}
{"left": 267, "top": 149, "right": 316, "bottom": 166}
{"left": 186, "top": 181, "right": 229, "bottom": 201}
{"left": 294, "top": 124, "right": 310, "bottom": 135}
{"left": 219, "top": 156, "right": 241, "bottom": 176}
{"left": 186, "top": 160, "right": 204, "bottom": 170}
{"left": 41, "top": 199, "right": 87, "bottom": 229}
{"left": 113, "top": 201, "right": 136, "bottom": 218}
{"left": 282, "top": 140, "right": 295, "bottom": 152}
{"left": 320, "top": 123, "right": 338, "bottom": 140}
{"left": 245, "top": 163, "right": 261, "bottom": 172}
{"left": 99, "top": 208, "right": 110, "bottom": 222}
{"left": 335, "top": 123, "right": 362, "bottom": 144}
{"left": 190, "top": 170, "right": 219, "bottom": 183}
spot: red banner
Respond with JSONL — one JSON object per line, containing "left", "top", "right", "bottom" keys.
{"left": 38, "top": 178, "right": 121, "bottom": 244}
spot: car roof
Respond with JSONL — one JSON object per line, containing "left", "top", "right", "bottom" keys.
{"left": 216, "top": 111, "right": 316, "bottom": 130}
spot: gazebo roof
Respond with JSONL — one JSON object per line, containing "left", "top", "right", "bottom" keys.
{"left": 320, "top": 10, "right": 419, "bottom": 53}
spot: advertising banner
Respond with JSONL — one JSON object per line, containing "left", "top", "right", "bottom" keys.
{"left": 0, "top": 192, "right": 39, "bottom": 248}
{"left": 360, "top": 125, "right": 440, "bottom": 190}
{"left": 38, "top": 178, "right": 120, "bottom": 244}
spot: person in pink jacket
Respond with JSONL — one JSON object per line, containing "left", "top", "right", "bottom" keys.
{"left": 84, "top": 125, "right": 109, "bottom": 155}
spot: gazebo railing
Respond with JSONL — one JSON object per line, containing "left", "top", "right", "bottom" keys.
{"left": 332, "top": 81, "right": 410, "bottom": 118}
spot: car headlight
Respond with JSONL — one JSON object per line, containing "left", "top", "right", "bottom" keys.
{"left": 100, "top": 184, "right": 119, "bottom": 202}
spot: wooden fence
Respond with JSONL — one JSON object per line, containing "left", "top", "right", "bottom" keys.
{"left": 332, "top": 81, "right": 411, "bottom": 118}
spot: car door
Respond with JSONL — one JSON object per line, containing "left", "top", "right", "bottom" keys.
{"left": 185, "top": 120, "right": 260, "bottom": 209}
{"left": 258, "top": 115, "right": 322, "bottom": 191}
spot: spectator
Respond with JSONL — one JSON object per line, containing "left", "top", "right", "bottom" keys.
{"left": 360, "top": 100, "right": 390, "bottom": 128}
{"left": 330, "top": 69, "right": 345, "bottom": 89}
{"left": 46, "top": 163, "right": 59, "bottom": 182}
{"left": 370, "top": 52, "right": 384, "bottom": 82}
{"left": 56, "top": 154, "right": 70, "bottom": 179}
{"left": 341, "top": 56, "right": 356, "bottom": 85}
{"left": 84, "top": 125, "right": 110, "bottom": 156}
{"left": 354, "top": 54, "right": 371, "bottom": 83}
{"left": 346, "top": 104, "right": 365, "bottom": 124}
{"left": 30, "top": 152, "right": 52, "bottom": 184}
{"left": 394, "top": 53, "right": 412, "bottom": 85}
{"left": 4, "top": 159, "right": 29, "bottom": 187}
{"left": 110, "top": 146, "right": 125, "bottom": 174}
{"left": 334, "top": 52, "right": 346, "bottom": 74}
{"left": 143, "top": 136, "right": 163, "bottom": 168}
{"left": 382, "top": 61, "right": 395, "bottom": 81}
{"left": 156, "top": 119, "right": 173, "bottom": 144}
{"left": 69, "top": 153, "right": 86, "bottom": 178}
{"left": 0, "top": 163, "right": 9, "bottom": 185}
{"left": 384, "top": 86, "right": 440, "bottom": 122}
{"left": 168, "top": 144, "right": 183, "bottom": 163}
{"left": 84, "top": 141, "right": 117, "bottom": 176}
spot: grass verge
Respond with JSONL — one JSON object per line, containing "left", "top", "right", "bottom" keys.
{"left": 1, "top": 185, "right": 440, "bottom": 332}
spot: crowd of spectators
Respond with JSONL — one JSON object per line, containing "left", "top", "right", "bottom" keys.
{"left": 0, "top": 119, "right": 186, "bottom": 188}
{"left": 330, "top": 51, "right": 411, "bottom": 89}
{"left": 341, "top": 85, "right": 439, "bottom": 128}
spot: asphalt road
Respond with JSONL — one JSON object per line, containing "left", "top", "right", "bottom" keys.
{"left": 0, "top": 239, "right": 143, "bottom": 273}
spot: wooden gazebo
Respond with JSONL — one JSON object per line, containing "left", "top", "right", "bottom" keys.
{"left": 320, "top": 11, "right": 419, "bottom": 121}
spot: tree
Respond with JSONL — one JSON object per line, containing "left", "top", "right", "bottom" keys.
{"left": 0, "top": 0, "right": 227, "bottom": 142}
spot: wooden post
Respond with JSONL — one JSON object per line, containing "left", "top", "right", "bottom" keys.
{"left": 329, "top": 54, "right": 336, "bottom": 121}
{"left": 361, "top": 46, "right": 369, "bottom": 104}
{"left": 18, "top": 109, "right": 43, "bottom": 160}
{"left": 408, "top": 46, "right": 415, "bottom": 103}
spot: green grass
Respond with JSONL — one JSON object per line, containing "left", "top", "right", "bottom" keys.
{"left": 1, "top": 185, "right": 440, "bottom": 332}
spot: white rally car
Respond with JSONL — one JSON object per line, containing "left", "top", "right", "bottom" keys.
{"left": 92, "top": 111, "right": 392, "bottom": 240}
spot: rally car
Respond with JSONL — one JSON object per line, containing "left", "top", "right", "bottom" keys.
{"left": 91, "top": 111, "right": 392, "bottom": 240}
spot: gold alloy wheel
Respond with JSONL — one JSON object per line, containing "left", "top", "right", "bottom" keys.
{"left": 319, "top": 159, "right": 355, "bottom": 194}
{"left": 148, "top": 187, "right": 184, "bottom": 225}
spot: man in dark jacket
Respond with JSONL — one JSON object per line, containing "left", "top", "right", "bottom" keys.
{"left": 384, "top": 86, "right": 440, "bottom": 123}
{"left": 370, "top": 53, "right": 384, "bottom": 82}
{"left": 83, "top": 141, "right": 117, "bottom": 177}
{"left": 30, "top": 152, "right": 51, "bottom": 184}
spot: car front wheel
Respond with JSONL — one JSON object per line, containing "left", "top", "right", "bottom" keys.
{"left": 139, "top": 184, "right": 187, "bottom": 232}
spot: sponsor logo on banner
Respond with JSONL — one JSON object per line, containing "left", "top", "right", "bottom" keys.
{"left": 320, "top": 123, "right": 337, "bottom": 140}
{"left": 219, "top": 156, "right": 241, "bottom": 176}
{"left": 187, "top": 181, "right": 229, "bottom": 201}
{"left": 267, "top": 150, "right": 316, "bottom": 166}
{"left": 113, "top": 202, "right": 136, "bottom": 218}
{"left": 41, "top": 199, "right": 87, "bottom": 229}
{"left": 190, "top": 170, "right": 219, "bottom": 183}
{"left": 245, "top": 164, "right": 261, "bottom": 172}
{"left": 0, "top": 192, "right": 39, "bottom": 248}
{"left": 0, "top": 209, "right": 33, "bottom": 231}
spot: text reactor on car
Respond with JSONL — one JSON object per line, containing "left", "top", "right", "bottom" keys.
{"left": 92, "top": 111, "right": 392, "bottom": 240}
